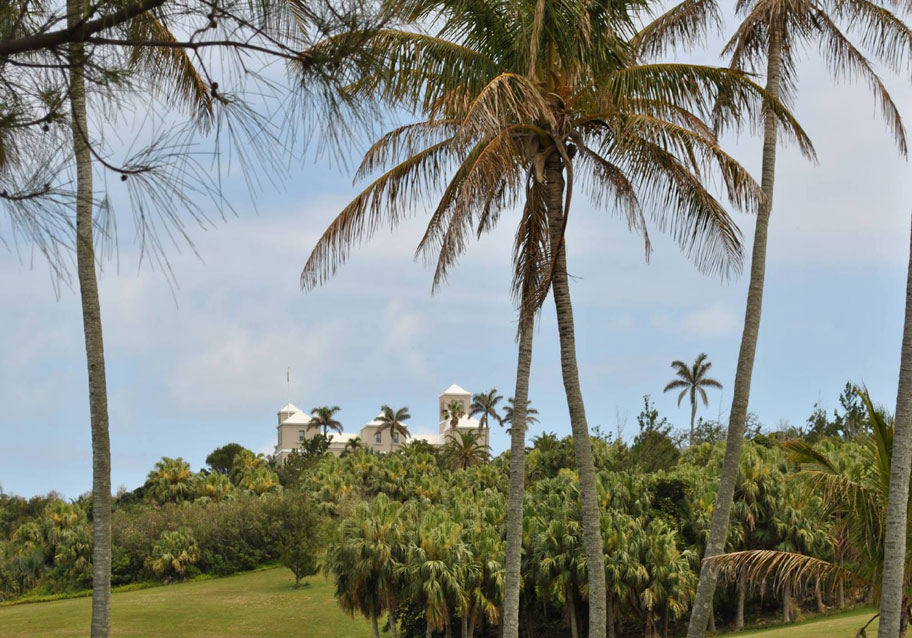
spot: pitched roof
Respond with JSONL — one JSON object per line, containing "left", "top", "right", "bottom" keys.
{"left": 280, "top": 412, "right": 313, "bottom": 425}
{"left": 278, "top": 403, "right": 301, "bottom": 413}
{"left": 441, "top": 383, "right": 471, "bottom": 396}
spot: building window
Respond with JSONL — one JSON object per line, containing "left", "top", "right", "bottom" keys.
{"left": 375, "top": 432, "right": 382, "bottom": 444}
{"left": 298, "top": 430, "right": 306, "bottom": 442}
{"left": 392, "top": 432, "right": 399, "bottom": 444}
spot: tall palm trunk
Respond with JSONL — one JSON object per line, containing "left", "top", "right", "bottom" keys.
{"left": 371, "top": 609, "right": 381, "bottom": 638}
{"left": 878, "top": 216, "right": 912, "bottom": 638}
{"left": 68, "top": 3, "right": 112, "bottom": 638}
{"left": 690, "top": 390, "right": 697, "bottom": 446}
{"left": 736, "top": 573, "right": 746, "bottom": 630}
{"left": 687, "top": 27, "right": 782, "bottom": 638}
{"left": 502, "top": 307, "right": 534, "bottom": 638}
{"left": 782, "top": 588, "right": 791, "bottom": 624}
{"left": 545, "top": 152, "right": 607, "bottom": 638}
{"left": 566, "top": 586, "right": 580, "bottom": 638}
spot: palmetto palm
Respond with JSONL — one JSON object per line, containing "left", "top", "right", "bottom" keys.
{"left": 310, "top": 405, "right": 343, "bottom": 437}
{"left": 663, "top": 353, "right": 723, "bottom": 446}
{"left": 300, "top": 2, "right": 812, "bottom": 634}
{"left": 441, "top": 400, "right": 466, "bottom": 430}
{"left": 643, "top": 4, "right": 912, "bottom": 634}
{"left": 470, "top": 390, "right": 504, "bottom": 431}
{"left": 442, "top": 430, "right": 490, "bottom": 471}
{"left": 326, "top": 494, "right": 406, "bottom": 638}
{"left": 145, "top": 457, "right": 195, "bottom": 505}
{"left": 709, "top": 388, "right": 912, "bottom": 635}
{"left": 376, "top": 405, "right": 412, "bottom": 444}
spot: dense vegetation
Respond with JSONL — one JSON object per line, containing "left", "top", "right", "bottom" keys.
{"left": 0, "top": 382, "right": 893, "bottom": 638}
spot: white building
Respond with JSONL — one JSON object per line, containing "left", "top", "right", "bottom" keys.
{"left": 274, "top": 384, "right": 490, "bottom": 461}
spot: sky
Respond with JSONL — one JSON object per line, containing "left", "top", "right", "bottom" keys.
{"left": 3, "top": 17, "right": 912, "bottom": 498}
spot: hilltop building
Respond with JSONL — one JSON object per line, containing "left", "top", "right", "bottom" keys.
{"left": 274, "top": 384, "right": 490, "bottom": 461}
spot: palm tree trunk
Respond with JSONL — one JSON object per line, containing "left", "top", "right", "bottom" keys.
{"left": 837, "top": 578, "right": 845, "bottom": 610}
{"left": 879, "top": 217, "right": 912, "bottom": 638}
{"left": 736, "top": 573, "right": 746, "bottom": 630}
{"left": 426, "top": 623, "right": 433, "bottom": 638}
{"left": 461, "top": 615, "right": 468, "bottom": 638}
{"left": 566, "top": 588, "right": 580, "bottom": 638}
{"left": 502, "top": 304, "right": 535, "bottom": 638}
{"left": 608, "top": 596, "right": 617, "bottom": 638}
{"left": 68, "top": 4, "right": 112, "bottom": 638}
{"left": 707, "top": 600, "right": 715, "bottom": 633}
{"left": 690, "top": 396, "right": 697, "bottom": 447}
{"left": 372, "top": 610, "right": 382, "bottom": 638}
{"left": 445, "top": 622, "right": 453, "bottom": 638}
{"left": 545, "top": 153, "right": 607, "bottom": 638}
{"left": 687, "top": 27, "right": 782, "bottom": 638}
{"left": 389, "top": 605, "right": 399, "bottom": 638}
{"left": 815, "top": 580, "right": 825, "bottom": 615}
{"left": 467, "top": 611, "right": 477, "bottom": 638}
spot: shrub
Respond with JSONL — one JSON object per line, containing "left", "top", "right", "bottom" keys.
{"left": 145, "top": 528, "right": 200, "bottom": 582}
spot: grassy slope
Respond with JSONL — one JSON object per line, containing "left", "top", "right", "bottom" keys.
{"left": 730, "top": 606, "right": 877, "bottom": 638}
{"left": 0, "top": 568, "right": 372, "bottom": 638}
{"left": 0, "top": 567, "right": 878, "bottom": 638}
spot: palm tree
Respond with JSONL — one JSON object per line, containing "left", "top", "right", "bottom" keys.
{"left": 310, "top": 406, "right": 343, "bottom": 437}
{"left": 326, "top": 494, "right": 406, "bottom": 638}
{"left": 300, "top": 3, "right": 811, "bottom": 634}
{"left": 442, "top": 431, "right": 489, "bottom": 471}
{"left": 709, "top": 387, "right": 911, "bottom": 636}
{"left": 470, "top": 390, "right": 504, "bottom": 431}
{"left": 441, "top": 401, "right": 466, "bottom": 430}
{"left": 503, "top": 397, "right": 540, "bottom": 435}
{"left": 145, "top": 457, "right": 195, "bottom": 505}
{"left": 663, "top": 353, "right": 723, "bottom": 446}
{"left": 230, "top": 450, "right": 266, "bottom": 486}
{"left": 376, "top": 406, "right": 412, "bottom": 449}
{"left": 882, "top": 219, "right": 912, "bottom": 638}
{"left": 639, "top": 4, "right": 912, "bottom": 635}
{"left": 342, "top": 437, "right": 364, "bottom": 457}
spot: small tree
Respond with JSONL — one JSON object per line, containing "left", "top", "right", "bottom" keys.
{"left": 205, "top": 444, "right": 250, "bottom": 476}
{"left": 281, "top": 497, "right": 322, "bottom": 588}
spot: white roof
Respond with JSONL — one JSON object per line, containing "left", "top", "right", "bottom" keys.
{"left": 444, "top": 415, "right": 482, "bottom": 429}
{"left": 442, "top": 383, "right": 471, "bottom": 396}
{"left": 279, "top": 412, "right": 313, "bottom": 426}
{"left": 278, "top": 403, "right": 301, "bottom": 413}
{"left": 327, "top": 432, "right": 360, "bottom": 444}
{"left": 412, "top": 433, "right": 448, "bottom": 445}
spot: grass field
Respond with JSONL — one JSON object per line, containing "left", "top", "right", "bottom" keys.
{"left": 0, "top": 568, "right": 372, "bottom": 638}
{"left": 0, "top": 567, "right": 878, "bottom": 638}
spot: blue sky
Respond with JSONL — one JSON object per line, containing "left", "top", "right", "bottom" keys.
{"left": 2, "top": 28, "right": 912, "bottom": 498}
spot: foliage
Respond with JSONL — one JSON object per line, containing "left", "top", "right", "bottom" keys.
{"left": 280, "top": 496, "right": 322, "bottom": 587}
{"left": 206, "top": 444, "right": 251, "bottom": 477}
{"left": 144, "top": 528, "right": 200, "bottom": 582}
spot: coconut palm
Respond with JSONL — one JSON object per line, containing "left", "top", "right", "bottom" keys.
{"left": 709, "top": 387, "right": 912, "bottom": 636}
{"left": 342, "top": 437, "right": 364, "bottom": 457}
{"left": 441, "top": 400, "right": 466, "bottom": 430}
{"left": 376, "top": 405, "right": 412, "bottom": 447}
{"left": 883, "top": 218, "right": 912, "bottom": 638}
{"left": 639, "top": 4, "right": 912, "bottom": 634}
{"left": 470, "top": 390, "right": 504, "bottom": 431}
{"left": 300, "top": 2, "right": 812, "bottom": 634}
{"left": 503, "top": 397, "right": 540, "bottom": 434}
{"left": 310, "top": 406, "right": 343, "bottom": 437}
{"left": 145, "top": 457, "right": 195, "bottom": 505}
{"left": 663, "top": 353, "right": 723, "bottom": 446}
{"left": 442, "top": 431, "right": 489, "bottom": 471}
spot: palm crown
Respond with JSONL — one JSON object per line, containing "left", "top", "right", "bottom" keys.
{"left": 663, "top": 353, "right": 723, "bottom": 446}
{"left": 470, "top": 389, "right": 504, "bottom": 431}
{"left": 310, "top": 405, "right": 343, "bottom": 437}
{"left": 376, "top": 405, "right": 412, "bottom": 442}
{"left": 300, "top": 0, "right": 814, "bottom": 306}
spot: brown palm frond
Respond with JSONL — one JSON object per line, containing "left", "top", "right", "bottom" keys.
{"left": 301, "top": 138, "right": 454, "bottom": 289}
{"left": 812, "top": 7, "right": 907, "bottom": 155}
{"left": 575, "top": 144, "right": 648, "bottom": 256}
{"left": 356, "top": 119, "right": 460, "bottom": 180}
{"left": 448, "top": 73, "right": 554, "bottom": 144}
{"left": 633, "top": 0, "right": 723, "bottom": 60}
{"left": 512, "top": 176, "right": 551, "bottom": 319}
{"left": 709, "top": 549, "right": 871, "bottom": 598}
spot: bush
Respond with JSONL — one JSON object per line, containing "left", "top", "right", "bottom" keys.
{"left": 145, "top": 528, "right": 199, "bottom": 582}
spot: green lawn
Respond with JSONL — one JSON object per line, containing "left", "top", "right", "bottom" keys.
{"left": 0, "top": 569, "right": 878, "bottom": 638}
{"left": 728, "top": 606, "right": 877, "bottom": 638}
{"left": 0, "top": 568, "right": 372, "bottom": 638}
